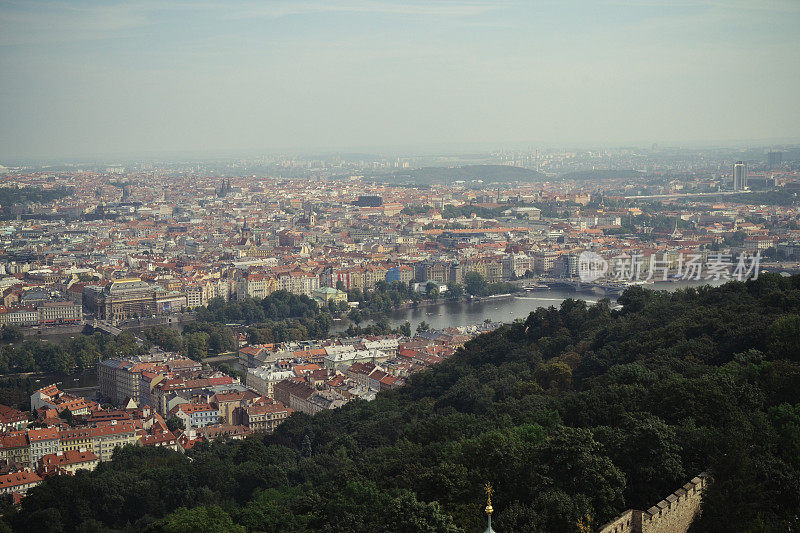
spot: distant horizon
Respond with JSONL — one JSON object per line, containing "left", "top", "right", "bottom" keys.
{"left": 2, "top": 136, "right": 800, "bottom": 167}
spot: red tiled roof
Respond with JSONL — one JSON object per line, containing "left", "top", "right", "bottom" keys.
{"left": 247, "top": 403, "right": 292, "bottom": 416}
{"left": 0, "top": 404, "right": 26, "bottom": 424}
{"left": 27, "top": 427, "right": 60, "bottom": 442}
{"left": 0, "top": 433, "right": 28, "bottom": 449}
{"left": 176, "top": 403, "right": 217, "bottom": 414}
{"left": 212, "top": 392, "right": 245, "bottom": 403}
{"left": 40, "top": 449, "right": 98, "bottom": 467}
{"left": 0, "top": 471, "right": 41, "bottom": 489}
{"left": 138, "top": 431, "right": 177, "bottom": 446}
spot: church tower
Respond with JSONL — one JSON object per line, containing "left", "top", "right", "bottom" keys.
{"left": 238, "top": 219, "right": 253, "bottom": 246}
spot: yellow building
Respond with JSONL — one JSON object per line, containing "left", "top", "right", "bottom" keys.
{"left": 312, "top": 287, "right": 348, "bottom": 306}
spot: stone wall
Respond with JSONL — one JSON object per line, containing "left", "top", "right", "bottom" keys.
{"left": 599, "top": 472, "right": 711, "bottom": 533}
{"left": 598, "top": 509, "right": 639, "bottom": 533}
{"left": 641, "top": 473, "right": 710, "bottom": 533}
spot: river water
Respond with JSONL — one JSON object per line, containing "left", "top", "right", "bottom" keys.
{"left": 332, "top": 280, "right": 725, "bottom": 333}
{"left": 385, "top": 290, "right": 588, "bottom": 332}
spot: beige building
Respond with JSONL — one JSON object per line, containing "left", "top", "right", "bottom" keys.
{"left": 185, "top": 285, "right": 204, "bottom": 309}
{"left": 99, "top": 359, "right": 144, "bottom": 406}
{"left": 58, "top": 421, "right": 137, "bottom": 462}
{"left": 27, "top": 428, "right": 61, "bottom": 469}
{"left": 277, "top": 271, "right": 319, "bottom": 296}
{"left": 0, "top": 433, "right": 31, "bottom": 467}
{"left": 37, "top": 301, "right": 83, "bottom": 325}
{"left": 236, "top": 273, "right": 278, "bottom": 300}
{"left": 273, "top": 380, "right": 346, "bottom": 415}
{"left": 0, "top": 307, "right": 38, "bottom": 326}
{"left": 39, "top": 449, "right": 99, "bottom": 475}
{"left": 534, "top": 251, "right": 561, "bottom": 275}
{"left": 246, "top": 367, "right": 295, "bottom": 398}
{"left": 0, "top": 471, "right": 42, "bottom": 495}
{"left": 241, "top": 402, "right": 292, "bottom": 433}
{"left": 87, "top": 278, "right": 187, "bottom": 325}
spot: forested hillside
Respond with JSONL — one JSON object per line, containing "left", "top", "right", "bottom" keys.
{"left": 9, "top": 275, "right": 800, "bottom": 532}
{"left": 387, "top": 165, "right": 546, "bottom": 185}
{"left": 0, "top": 186, "right": 72, "bottom": 219}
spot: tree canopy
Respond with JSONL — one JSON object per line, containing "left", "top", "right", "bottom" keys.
{"left": 9, "top": 274, "right": 800, "bottom": 532}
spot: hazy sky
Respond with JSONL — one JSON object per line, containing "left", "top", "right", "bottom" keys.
{"left": 1, "top": 0, "right": 799, "bottom": 159}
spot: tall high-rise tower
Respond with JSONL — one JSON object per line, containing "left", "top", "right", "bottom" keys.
{"left": 767, "top": 151, "right": 783, "bottom": 169}
{"left": 733, "top": 161, "right": 748, "bottom": 191}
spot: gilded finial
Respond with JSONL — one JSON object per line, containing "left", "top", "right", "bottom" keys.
{"left": 484, "top": 482, "right": 494, "bottom": 516}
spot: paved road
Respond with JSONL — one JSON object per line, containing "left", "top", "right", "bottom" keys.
{"left": 87, "top": 320, "right": 145, "bottom": 345}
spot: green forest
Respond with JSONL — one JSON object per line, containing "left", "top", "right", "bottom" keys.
{"left": 388, "top": 165, "right": 545, "bottom": 185}
{"left": 143, "top": 290, "right": 337, "bottom": 358}
{"left": 0, "top": 330, "right": 146, "bottom": 411}
{"left": 195, "top": 291, "right": 321, "bottom": 325}
{"left": 0, "top": 186, "right": 73, "bottom": 220}
{"left": 0, "top": 186, "right": 72, "bottom": 207}
{"left": 0, "top": 331, "right": 144, "bottom": 376}
{"left": 7, "top": 274, "right": 800, "bottom": 532}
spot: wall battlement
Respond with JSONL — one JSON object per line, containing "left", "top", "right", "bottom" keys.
{"left": 599, "top": 472, "right": 711, "bottom": 533}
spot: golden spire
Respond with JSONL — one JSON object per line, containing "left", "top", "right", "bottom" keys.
{"left": 484, "top": 482, "right": 494, "bottom": 516}
{"left": 483, "top": 482, "right": 496, "bottom": 533}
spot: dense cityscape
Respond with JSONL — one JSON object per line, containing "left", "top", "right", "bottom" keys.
{"left": 2, "top": 0, "right": 800, "bottom": 531}
{"left": 0, "top": 145, "right": 797, "bottom": 530}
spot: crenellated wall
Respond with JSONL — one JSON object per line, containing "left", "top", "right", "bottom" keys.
{"left": 598, "top": 509, "right": 640, "bottom": 533}
{"left": 598, "top": 472, "right": 711, "bottom": 533}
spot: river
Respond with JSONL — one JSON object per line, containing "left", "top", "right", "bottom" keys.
{"left": 332, "top": 279, "right": 725, "bottom": 333}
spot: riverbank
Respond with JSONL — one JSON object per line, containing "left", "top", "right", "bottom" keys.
{"left": 392, "top": 292, "right": 516, "bottom": 312}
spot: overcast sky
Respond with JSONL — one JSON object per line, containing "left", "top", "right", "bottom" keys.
{"left": 1, "top": 0, "right": 798, "bottom": 159}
